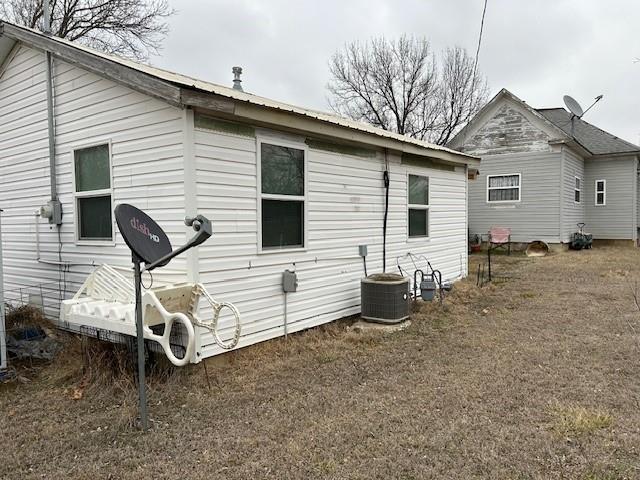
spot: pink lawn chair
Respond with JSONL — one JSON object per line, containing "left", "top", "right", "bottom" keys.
{"left": 488, "top": 226, "right": 512, "bottom": 255}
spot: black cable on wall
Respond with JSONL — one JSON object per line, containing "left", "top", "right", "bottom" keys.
{"left": 382, "top": 162, "right": 390, "bottom": 273}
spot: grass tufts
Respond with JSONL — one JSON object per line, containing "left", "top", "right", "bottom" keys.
{"left": 549, "top": 403, "right": 613, "bottom": 437}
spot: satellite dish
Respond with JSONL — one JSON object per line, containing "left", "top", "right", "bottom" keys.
{"left": 115, "top": 204, "right": 172, "bottom": 267}
{"left": 563, "top": 95, "right": 584, "bottom": 118}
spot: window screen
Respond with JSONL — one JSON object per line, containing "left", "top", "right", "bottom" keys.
{"left": 596, "top": 180, "right": 606, "bottom": 206}
{"left": 408, "top": 175, "right": 429, "bottom": 238}
{"left": 78, "top": 196, "right": 112, "bottom": 240}
{"left": 75, "top": 144, "right": 110, "bottom": 192}
{"left": 260, "top": 142, "right": 305, "bottom": 249}
{"left": 74, "top": 144, "right": 112, "bottom": 241}
{"left": 261, "top": 144, "right": 304, "bottom": 196}
{"left": 262, "top": 199, "right": 303, "bottom": 248}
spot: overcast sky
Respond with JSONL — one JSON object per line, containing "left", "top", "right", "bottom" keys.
{"left": 153, "top": 0, "right": 640, "bottom": 144}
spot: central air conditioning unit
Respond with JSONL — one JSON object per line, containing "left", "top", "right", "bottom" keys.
{"left": 360, "top": 273, "right": 410, "bottom": 324}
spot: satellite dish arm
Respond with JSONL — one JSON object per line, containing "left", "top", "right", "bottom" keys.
{"left": 141, "top": 215, "right": 212, "bottom": 273}
{"left": 581, "top": 95, "right": 604, "bottom": 118}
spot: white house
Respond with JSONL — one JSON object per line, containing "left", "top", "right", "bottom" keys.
{"left": 0, "top": 22, "right": 479, "bottom": 360}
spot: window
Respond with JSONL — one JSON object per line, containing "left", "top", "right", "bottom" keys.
{"left": 487, "top": 174, "right": 521, "bottom": 203}
{"left": 574, "top": 176, "right": 582, "bottom": 203}
{"left": 259, "top": 140, "right": 306, "bottom": 250}
{"left": 73, "top": 143, "right": 113, "bottom": 241}
{"left": 408, "top": 174, "right": 429, "bottom": 238}
{"left": 595, "top": 179, "right": 606, "bottom": 206}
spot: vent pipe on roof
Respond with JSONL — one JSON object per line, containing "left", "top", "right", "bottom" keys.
{"left": 232, "top": 66, "right": 243, "bottom": 91}
{"left": 43, "top": 0, "right": 52, "bottom": 34}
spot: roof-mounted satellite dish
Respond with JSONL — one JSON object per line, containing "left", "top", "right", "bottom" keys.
{"left": 563, "top": 95, "right": 584, "bottom": 118}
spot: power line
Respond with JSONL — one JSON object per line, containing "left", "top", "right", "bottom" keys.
{"left": 472, "top": 0, "right": 489, "bottom": 82}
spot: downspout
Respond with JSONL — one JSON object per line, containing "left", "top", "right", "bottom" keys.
{"left": 42, "top": 0, "right": 62, "bottom": 225}
{"left": 559, "top": 146, "right": 565, "bottom": 243}
{"left": 633, "top": 155, "right": 639, "bottom": 246}
{"left": 0, "top": 209, "right": 6, "bottom": 371}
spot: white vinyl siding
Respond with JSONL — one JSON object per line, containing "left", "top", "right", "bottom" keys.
{"left": 194, "top": 125, "right": 468, "bottom": 358}
{"left": 0, "top": 44, "right": 187, "bottom": 316}
{"left": 486, "top": 174, "right": 521, "bottom": 203}
{"left": 0, "top": 43, "right": 472, "bottom": 360}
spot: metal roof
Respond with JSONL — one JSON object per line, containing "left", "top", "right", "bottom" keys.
{"left": 0, "top": 21, "right": 477, "bottom": 163}
{"left": 537, "top": 108, "right": 640, "bottom": 156}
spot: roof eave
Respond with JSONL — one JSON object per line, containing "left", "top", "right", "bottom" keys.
{"left": 1, "top": 21, "right": 478, "bottom": 167}
{"left": 547, "top": 138, "right": 593, "bottom": 158}
{"left": 182, "top": 87, "right": 480, "bottom": 167}
{"left": 590, "top": 151, "right": 640, "bottom": 159}
{"left": 0, "top": 21, "right": 183, "bottom": 107}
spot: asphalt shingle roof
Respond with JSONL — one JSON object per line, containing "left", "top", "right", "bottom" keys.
{"left": 537, "top": 108, "right": 640, "bottom": 155}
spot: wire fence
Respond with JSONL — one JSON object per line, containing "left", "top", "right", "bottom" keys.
{"left": 3, "top": 281, "right": 64, "bottom": 319}
{"left": 1, "top": 278, "right": 189, "bottom": 375}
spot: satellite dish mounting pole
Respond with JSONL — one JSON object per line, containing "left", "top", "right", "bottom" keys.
{"left": 132, "top": 252, "right": 149, "bottom": 431}
{"left": 114, "top": 203, "right": 214, "bottom": 432}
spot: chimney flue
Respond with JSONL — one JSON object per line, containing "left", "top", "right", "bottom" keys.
{"left": 232, "top": 66, "right": 243, "bottom": 91}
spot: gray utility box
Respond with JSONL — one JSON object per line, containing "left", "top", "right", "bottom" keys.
{"left": 282, "top": 269, "right": 298, "bottom": 293}
{"left": 360, "top": 274, "right": 410, "bottom": 324}
{"left": 420, "top": 279, "right": 437, "bottom": 301}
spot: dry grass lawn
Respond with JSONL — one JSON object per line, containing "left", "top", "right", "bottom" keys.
{"left": 2, "top": 247, "right": 640, "bottom": 479}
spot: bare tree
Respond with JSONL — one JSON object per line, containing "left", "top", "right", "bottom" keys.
{"left": 432, "top": 47, "right": 489, "bottom": 145}
{"left": 0, "top": 0, "right": 174, "bottom": 61}
{"left": 327, "top": 36, "right": 489, "bottom": 146}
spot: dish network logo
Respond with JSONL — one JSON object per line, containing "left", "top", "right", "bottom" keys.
{"left": 130, "top": 217, "right": 160, "bottom": 243}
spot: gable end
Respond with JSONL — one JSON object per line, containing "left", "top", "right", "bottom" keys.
{"left": 459, "top": 103, "right": 552, "bottom": 156}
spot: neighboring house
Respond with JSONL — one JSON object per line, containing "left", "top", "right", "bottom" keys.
{"left": 0, "top": 22, "right": 478, "bottom": 359}
{"left": 449, "top": 88, "right": 640, "bottom": 246}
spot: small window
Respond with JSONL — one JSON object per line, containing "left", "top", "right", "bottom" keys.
{"left": 73, "top": 144, "right": 113, "bottom": 241}
{"left": 259, "top": 141, "right": 306, "bottom": 250}
{"left": 408, "top": 174, "right": 429, "bottom": 238}
{"left": 574, "top": 176, "right": 581, "bottom": 203}
{"left": 487, "top": 174, "right": 520, "bottom": 202}
{"left": 595, "top": 179, "right": 606, "bottom": 206}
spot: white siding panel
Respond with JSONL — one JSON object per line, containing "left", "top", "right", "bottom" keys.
{"left": 0, "top": 44, "right": 188, "bottom": 311}
{"left": 1, "top": 44, "right": 471, "bottom": 360}
{"left": 195, "top": 128, "right": 468, "bottom": 357}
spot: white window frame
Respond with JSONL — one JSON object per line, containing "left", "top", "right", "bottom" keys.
{"left": 595, "top": 179, "right": 606, "bottom": 206}
{"left": 407, "top": 172, "right": 430, "bottom": 240}
{"left": 486, "top": 173, "right": 521, "bottom": 203}
{"left": 71, "top": 140, "right": 115, "bottom": 245}
{"left": 257, "top": 136, "right": 308, "bottom": 253}
{"left": 574, "top": 176, "right": 582, "bottom": 204}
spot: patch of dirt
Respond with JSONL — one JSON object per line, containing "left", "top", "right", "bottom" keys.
{"left": 1, "top": 247, "right": 640, "bottom": 479}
